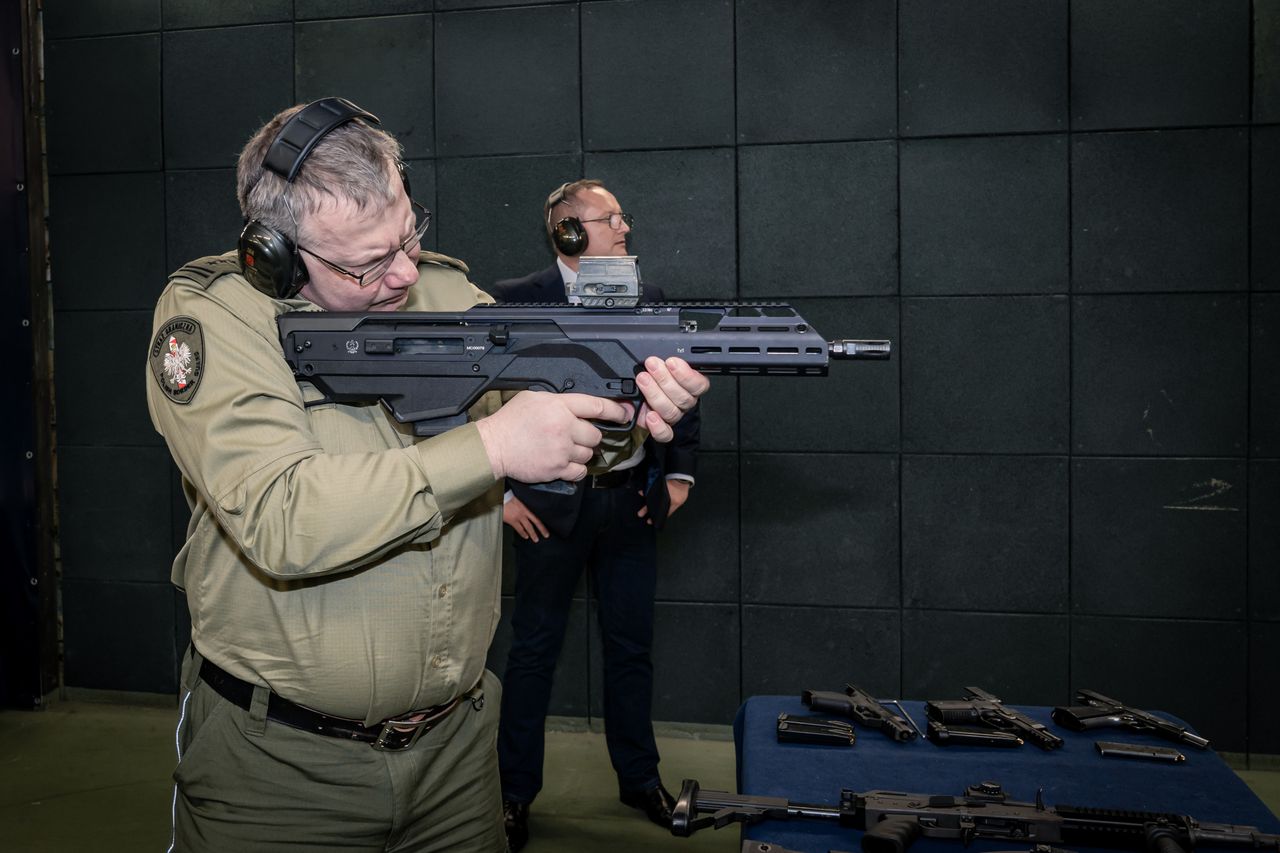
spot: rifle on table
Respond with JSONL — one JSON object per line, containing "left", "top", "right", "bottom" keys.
{"left": 277, "top": 303, "right": 890, "bottom": 436}
{"left": 926, "top": 687, "right": 1064, "bottom": 751}
{"left": 1052, "top": 690, "right": 1209, "bottom": 750}
{"left": 802, "top": 684, "right": 921, "bottom": 742}
{"left": 671, "top": 778, "right": 1280, "bottom": 853}
{"left": 744, "top": 841, "right": 1078, "bottom": 853}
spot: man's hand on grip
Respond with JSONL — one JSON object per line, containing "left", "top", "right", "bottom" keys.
{"left": 476, "top": 391, "right": 629, "bottom": 483}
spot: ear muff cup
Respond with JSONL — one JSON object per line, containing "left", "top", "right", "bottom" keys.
{"left": 551, "top": 217, "right": 588, "bottom": 256}
{"left": 238, "top": 220, "right": 310, "bottom": 300}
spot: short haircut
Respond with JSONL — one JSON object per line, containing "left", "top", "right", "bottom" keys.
{"left": 237, "top": 103, "right": 404, "bottom": 244}
{"left": 544, "top": 178, "right": 607, "bottom": 236}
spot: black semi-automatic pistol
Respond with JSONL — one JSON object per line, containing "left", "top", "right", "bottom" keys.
{"left": 926, "top": 686, "right": 1064, "bottom": 751}
{"left": 1053, "top": 689, "right": 1209, "bottom": 750}
{"left": 801, "top": 684, "right": 919, "bottom": 742}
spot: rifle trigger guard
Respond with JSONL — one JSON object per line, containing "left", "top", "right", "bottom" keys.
{"left": 591, "top": 396, "right": 642, "bottom": 434}
{"left": 596, "top": 421, "right": 634, "bottom": 434}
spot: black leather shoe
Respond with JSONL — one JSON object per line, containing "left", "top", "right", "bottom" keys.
{"left": 618, "top": 783, "right": 676, "bottom": 829}
{"left": 502, "top": 800, "right": 529, "bottom": 853}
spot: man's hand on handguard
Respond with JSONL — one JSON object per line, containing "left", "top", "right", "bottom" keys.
{"left": 475, "top": 357, "right": 709, "bottom": 483}
{"left": 635, "top": 356, "right": 709, "bottom": 443}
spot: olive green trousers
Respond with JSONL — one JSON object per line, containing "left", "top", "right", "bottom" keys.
{"left": 168, "top": 648, "right": 506, "bottom": 852}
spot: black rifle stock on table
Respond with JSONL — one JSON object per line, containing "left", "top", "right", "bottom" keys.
{"left": 1052, "top": 690, "right": 1210, "bottom": 750}
{"left": 926, "top": 686, "right": 1064, "bottom": 751}
{"left": 670, "top": 779, "right": 1280, "bottom": 853}
{"left": 277, "top": 303, "right": 890, "bottom": 436}
{"left": 802, "top": 684, "right": 919, "bottom": 742}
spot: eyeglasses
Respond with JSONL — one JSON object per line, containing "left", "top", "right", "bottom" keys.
{"left": 578, "top": 212, "right": 634, "bottom": 231}
{"left": 299, "top": 199, "right": 431, "bottom": 288}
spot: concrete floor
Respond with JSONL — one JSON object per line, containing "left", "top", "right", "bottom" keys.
{"left": 0, "top": 696, "right": 739, "bottom": 853}
{"left": 1, "top": 697, "right": 1277, "bottom": 853}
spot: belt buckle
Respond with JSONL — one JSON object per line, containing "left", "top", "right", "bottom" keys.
{"left": 370, "top": 701, "right": 457, "bottom": 751}
{"left": 372, "top": 715, "right": 429, "bottom": 751}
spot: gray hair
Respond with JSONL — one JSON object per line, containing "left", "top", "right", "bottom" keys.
{"left": 237, "top": 103, "right": 404, "bottom": 243}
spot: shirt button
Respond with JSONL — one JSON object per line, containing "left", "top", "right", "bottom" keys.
{"left": 438, "top": 584, "right": 448, "bottom": 598}
{"left": 431, "top": 654, "right": 446, "bottom": 669}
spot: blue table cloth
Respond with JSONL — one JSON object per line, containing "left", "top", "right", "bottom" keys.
{"left": 722, "top": 695, "right": 1280, "bottom": 853}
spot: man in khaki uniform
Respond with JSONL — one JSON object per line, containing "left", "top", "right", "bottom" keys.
{"left": 145, "top": 98, "right": 708, "bottom": 853}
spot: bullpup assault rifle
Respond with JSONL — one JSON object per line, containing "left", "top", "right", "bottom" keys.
{"left": 671, "top": 779, "right": 1280, "bottom": 853}
{"left": 277, "top": 303, "right": 890, "bottom": 436}
{"left": 1052, "top": 690, "right": 1209, "bottom": 750}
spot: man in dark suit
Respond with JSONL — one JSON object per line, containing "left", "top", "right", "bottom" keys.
{"left": 486, "top": 180, "right": 700, "bottom": 851}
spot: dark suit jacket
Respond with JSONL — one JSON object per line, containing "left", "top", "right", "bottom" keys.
{"left": 484, "top": 264, "right": 701, "bottom": 537}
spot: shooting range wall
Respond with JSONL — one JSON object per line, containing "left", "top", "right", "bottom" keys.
{"left": 40, "top": 0, "right": 1280, "bottom": 755}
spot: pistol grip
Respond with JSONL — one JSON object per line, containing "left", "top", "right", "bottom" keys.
{"left": 864, "top": 817, "right": 923, "bottom": 853}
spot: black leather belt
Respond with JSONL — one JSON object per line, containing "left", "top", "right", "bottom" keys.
{"left": 589, "top": 467, "right": 641, "bottom": 489}
{"left": 198, "top": 656, "right": 464, "bottom": 751}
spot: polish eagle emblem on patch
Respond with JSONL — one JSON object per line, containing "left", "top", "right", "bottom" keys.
{"left": 164, "top": 336, "right": 194, "bottom": 385}
{"left": 149, "top": 316, "right": 204, "bottom": 403}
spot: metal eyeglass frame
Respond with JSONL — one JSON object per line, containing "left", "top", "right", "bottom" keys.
{"left": 298, "top": 199, "right": 431, "bottom": 288}
{"left": 577, "top": 211, "right": 634, "bottom": 231}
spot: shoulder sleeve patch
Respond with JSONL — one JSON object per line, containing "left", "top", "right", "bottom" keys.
{"left": 418, "top": 251, "right": 470, "bottom": 275}
{"left": 168, "top": 255, "right": 241, "bottom": 289}
{"left": 149, "top": 316, "right": 205, "bottom": 404}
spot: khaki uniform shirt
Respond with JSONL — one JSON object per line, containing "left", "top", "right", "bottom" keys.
{"left": 146, "top": 251, "right": 637, "bottom": 725}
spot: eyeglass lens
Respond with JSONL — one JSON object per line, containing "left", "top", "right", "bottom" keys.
{"left": 360, "top": 204, "right": 431, "bottom": 285}
{"left": 584, "top": 212, "right": 633, "bottom": 230}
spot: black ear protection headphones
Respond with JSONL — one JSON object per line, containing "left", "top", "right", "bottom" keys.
{"left": 545, "top": 182, "right": 589, "bottom": 257}
{"left": 237, "top": 97, "right": 408, "bottom": 299}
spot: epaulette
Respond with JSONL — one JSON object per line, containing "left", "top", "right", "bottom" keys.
{"left": 168, "top": 255, "right": 241, "bottom": 288}
{"left": 419, "top": 251, "right": 470, "bottom": 275}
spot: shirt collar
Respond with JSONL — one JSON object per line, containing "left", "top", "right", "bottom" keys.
{"left": 556, "top": 256, "right": 577, "bottom": 287}
{"left": 556, "top": 257, "right": 581, "bottom": 304}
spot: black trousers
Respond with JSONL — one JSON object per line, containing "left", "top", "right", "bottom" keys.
{"left": 497, "top": 482, "right": 660, "bottom": 803}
